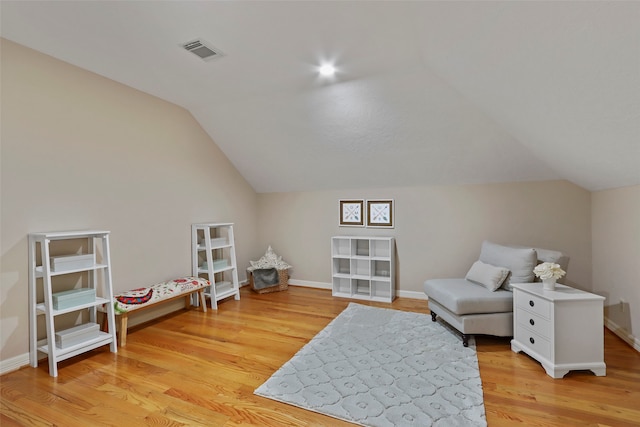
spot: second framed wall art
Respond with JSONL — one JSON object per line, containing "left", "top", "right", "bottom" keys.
{"left": 339, "top": 199, "right": 394, "bottom": 228}
{"left": 367, "top": 199, "right": 394, "bottom": 228}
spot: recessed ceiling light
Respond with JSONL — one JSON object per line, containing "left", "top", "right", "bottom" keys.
{"left": 319, "top": 64, "right": 336, "bottom": 77}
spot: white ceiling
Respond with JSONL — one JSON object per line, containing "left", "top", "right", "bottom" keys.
{"left": 2, "top": 1, "right": 638, "bottom": 193}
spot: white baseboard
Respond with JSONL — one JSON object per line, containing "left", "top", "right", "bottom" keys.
{"left": 398, "top": 290, "right": 429, "bottom": 300}
{"left": 0, "top": 352, "right": 30, "bottom": 376}
{"left": 604, "top": 317, "right": 640, "bottom": 352}
{"left": 288, "top": 280, "right": 428, "bottom": 301}
{"left": 288, "top": 279, "right": 332, "bottom": 290}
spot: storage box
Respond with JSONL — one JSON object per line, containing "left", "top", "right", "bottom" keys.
{"left": 210, "top": 237, "right": 228, "bottom": 247}
{"left": 249, "top": 268, "right": 289, "bottom": 294}
{"left": 215, "top": 281, "right": 233, "bottom": 293}
{"left": 212, "top": 259, "right": 229, "bottom": 270}
{"left": 199, "top": 237, "right": 228, "bottom": 247}
{"left": 55, "top": 323, "right": 100, "bottom": 349}
{"left": 201, "top": 259, "right": 229, "bottom": 270}
{"left": 52, "top": 288, "right": 96, "bottom": 310}
{"left": 50, "top": 253, "right": 95, "bottom": 272}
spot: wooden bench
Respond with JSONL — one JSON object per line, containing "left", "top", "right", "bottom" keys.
{"left": 101, "top": 277, "right": 209, "bottom": 347}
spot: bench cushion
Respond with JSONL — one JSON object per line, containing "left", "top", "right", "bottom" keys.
{"left": 113, "top": 277, "right": 210, "bottom": 314}
{"left": 423, "top": 278, "right": 513, "bottom": 315}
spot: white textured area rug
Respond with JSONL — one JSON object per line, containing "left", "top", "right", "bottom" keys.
{"left": 255, "top": 303, "right": 487, "bottom": 427}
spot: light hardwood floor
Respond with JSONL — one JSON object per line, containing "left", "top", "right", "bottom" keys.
{"left": 2, "top": 286, "right": 639, "bottom": 426}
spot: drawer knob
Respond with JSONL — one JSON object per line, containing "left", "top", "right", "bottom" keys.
{"left": 529, "top": 319, "right": 535, "bottom": 326}
{"left": 529, "top": 337, "right": 535, "bottom": 344}
{"left": 529, "top": 300, "right": 535, "bottom": 307}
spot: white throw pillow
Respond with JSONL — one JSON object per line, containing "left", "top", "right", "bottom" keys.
{"left": 465, "top": 260, "right": 510, "bottom": 292}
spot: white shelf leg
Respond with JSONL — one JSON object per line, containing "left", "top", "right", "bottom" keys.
{"left": 41, "top": 238, "right": 58, "bottom": 377}
{"left": 28, "top": 235, "right": 38, "bottom": 368}
{"left": 102, "top": 234, "right": 118, "bottom": 353}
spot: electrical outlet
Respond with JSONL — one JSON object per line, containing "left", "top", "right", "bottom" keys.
{"left": 620, "top": 299, "right": 626, "bottom": 313}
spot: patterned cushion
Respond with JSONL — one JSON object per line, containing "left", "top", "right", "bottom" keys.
{"left": 116, "top": 288, "right": 153, "bottom": 305}
{"left": 113, "top": 277, "right": 210, "bottom": 314}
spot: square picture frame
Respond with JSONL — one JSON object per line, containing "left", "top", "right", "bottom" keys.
{"left": 339, "top": 200, "right": 365, "bottom": 227}
{"left": 367, "top": 199, "right": 394, "bottom": 228}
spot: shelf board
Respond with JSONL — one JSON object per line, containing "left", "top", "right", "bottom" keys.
{"left": 198, "top": 266, "right": 235, "bottom": 274}
{"left": 30, "top": 230, "right": 110, "bottom": 239}
{"left": 212, "top": 287, "right": 238, "bottom": 301}
{"left": 332, "top": 293, "right": 392, "bottom": 303}
{"left": 35, "top": 263, "right": 108, "bottom": 278}
{"left": 197, "top": 244, "right": 233, "bottom": 251}
{"left": 371, "top": 275, "right": 392, "bottom": 281}
{"left": 192, "top": 223, "right": 233, "bottom": 228}
{"left": 370, "top": 295, "right": 392, "bottom": 303}
{"left": 332, "top": 291, "right": 352, "bottom": 298}
{"left": 36, "top": 331, "right": 114, "bottom": 361}
{"left": 36, "top": 297, "right": 110, "bottom": 316}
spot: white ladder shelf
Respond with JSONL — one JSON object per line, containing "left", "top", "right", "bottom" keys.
{"left": 28, "top": 230, "right": 118, "bottom": 377}
{"left": 191, "top": 223, "right": 241, "bottom": 309}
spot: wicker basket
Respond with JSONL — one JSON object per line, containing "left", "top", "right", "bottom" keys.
{"left": 249, "top": 268, "right": 289, "bottom": 294}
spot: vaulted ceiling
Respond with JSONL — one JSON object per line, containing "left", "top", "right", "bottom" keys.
{"left": 2, "top": 1, "right": 638, "bottom": 193}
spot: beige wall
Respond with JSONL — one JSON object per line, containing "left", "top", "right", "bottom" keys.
{"left": 592, "top": 185, "right": 640, "bottom": 348}
{"left": 257, "top": 180, "right": 592, "bottom": 294}
{"left": 4, "top": 37, "right": 632, "bottom": 369}
{"left": 0, "top": 39, "right": 259, "bottom": 362}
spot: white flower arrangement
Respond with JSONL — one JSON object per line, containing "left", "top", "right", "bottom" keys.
{"left": 533, "top": 262, "right": 565, "bottom": 280}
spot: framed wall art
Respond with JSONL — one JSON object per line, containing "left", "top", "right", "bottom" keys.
{"left": 367, "top": 199, "right": 394, "bottom": 228}
{"left": 339, "top": 200, "right": 365, "bottom": 227}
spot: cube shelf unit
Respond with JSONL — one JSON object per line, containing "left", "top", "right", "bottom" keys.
{"left": 331, "top": 236, "right": 396, "bottom": 303}
{"left": 28, "top": 230, "right": 117, "bottom": 377}
{"left": 191, "top": 223, "right": 240, "bottom": 309}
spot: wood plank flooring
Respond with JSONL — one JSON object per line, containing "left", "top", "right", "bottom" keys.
{"left": 2, "top": 286, "right": 639, "bottom": 426}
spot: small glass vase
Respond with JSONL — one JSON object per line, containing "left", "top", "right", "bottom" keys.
{"left": 542, "top": 278, "right": 557, "bottom": 290}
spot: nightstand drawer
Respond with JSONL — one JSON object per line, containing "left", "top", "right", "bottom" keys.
{"left": 517, "top": 311, "right": 551, "bottom": 338}
{"left": 515, "top": 324, "right": 551, "bottom": 359}
{"left": 515, "top": 291, "right": 551, "bottom": 319}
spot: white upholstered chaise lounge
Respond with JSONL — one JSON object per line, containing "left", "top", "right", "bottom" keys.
{"left": 423, "top": 241, "right": 569, "bottom": 346}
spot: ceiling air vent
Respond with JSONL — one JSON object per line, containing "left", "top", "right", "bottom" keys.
{"left": 182, "top": 39, "right": 223, "bottom": 61}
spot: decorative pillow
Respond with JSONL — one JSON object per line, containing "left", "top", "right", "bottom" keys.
{"left": 465, "top": 260, "right": 510, "bottom": 291}
{"left": 479, "top": 240, "right": 537, "bottom": 290}
{"left": 116, "top": 287, "right": 153, "bottom": 305}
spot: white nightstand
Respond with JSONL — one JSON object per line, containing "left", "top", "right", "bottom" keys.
{"left": 511, "top": 283, "right": 606, "bottom": 379}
